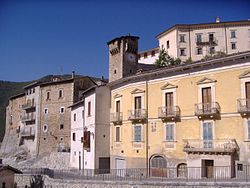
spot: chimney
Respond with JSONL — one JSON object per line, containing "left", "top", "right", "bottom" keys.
{"left": 215, "top": 16, "right": 220, "bottom": 23}
{"left": 72, "top": 71, "right": 75, "bottom": 78}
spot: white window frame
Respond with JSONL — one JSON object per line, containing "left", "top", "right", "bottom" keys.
{"left": 230, "top": 30, "right": 236, "bottom": 38}
{"left": 43, "top": 124, "right": 48, "bottom": 132}
{"left": 198, "top": 82, "right": 216, "bottom": 104}
{"left": 179, "top": 34, "right": 186, "bottom": 43}
{"left": 133, "top": 124, "right": 143, "bottom": 142}
{"left": 60, "top": 107, "right": 65, "bottom": 114}
{"left": 131, "top": 93, "right": 145, "bottom": 110}
{"left": 164, "top": 123, "right": 175, "bottom": 141}
{"left": 231, "top": 42, "right": 237, "bottom": 50}
{"left": 44, "top": 108, "right": 48, "bottom": 114}
{"left": 162, "top": 87, "right": 177, "bottom": 107}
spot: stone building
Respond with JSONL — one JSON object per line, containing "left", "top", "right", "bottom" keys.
{"left": 0, "top": 164, "right": 22, "bottom": 188}
{"left": 37, "top": 76, "right": 98, "bottom": 155}
{"left": 108, "top": 34, "right": 250, "bottom": 179}
{"left": 70, "top": 84, "right": 110, "bottom": 171}
{"left": 0, "top": 93, "right": 25, "bottom": 155}
{"left": 139, "top": 18, "right": 250, "bottom": 64}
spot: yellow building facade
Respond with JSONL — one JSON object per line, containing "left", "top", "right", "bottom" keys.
{"left": 109, "top": 49, "right": 250, "bottom": 178}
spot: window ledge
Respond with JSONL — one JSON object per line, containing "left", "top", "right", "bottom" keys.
{"left": 163, "top": 140, "right": 177, "bottom": 143}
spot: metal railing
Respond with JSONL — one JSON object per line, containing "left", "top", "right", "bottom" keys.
{"left": 21, "top": 165, "right": 250, "bottom": 182}
{"left": 183, "top": 139, "right": 238, "bottom": 153}
{"left": 110, "top": 112, "right": 123, "bottom": 124}
{"left": 21, "top": 113, "right": 36, "bottom": 122}
{"left": 195, "top": 102, "right": 220, "bottom": 116}
{"left": 128, "top": 109, "right": 147, "bottom": 121}
{"left": 237, "top": 98, "right": 250, "bottom": 114}
{"left": 196, "top": 38, "right": 218, "bottom": 46}
{"left": 22, "top": 103, "right": 36, "bottom": 110}
{"left": 20, "top": 126, "right": 35, "bottom": 137}
{"left": 158, "top": 106, "right": 180, "bottom": 119}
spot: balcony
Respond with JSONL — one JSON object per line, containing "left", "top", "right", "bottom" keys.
{"left": 110, "top": 112, "right": 123, "bottom": 125}
{"left": 22, "top": 114, "right": 36, "bottom": 122}
{"left": 158, "top": 106, "right": 180, "bottom": 122}
{"left": 22, "top": 103, "right": 36, "bottom": 111}
{"left": 195, "top": 102, "right": 220, "bottom": 120}
{"left": 237, "top": 98, "right": 250, "bottom": 117}
{"left": 128, "top": 109, "right": 147, "bottom": 123}
{"left": 196, "top": 38, "right": 217, "bottom": 46}
{"left": 183, "top": 139, "right": 238, "bottom": 154}
{"left": 20, "top": 126, "right": 35, "bottom": 138}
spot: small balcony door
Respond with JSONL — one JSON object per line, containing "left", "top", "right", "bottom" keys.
{"left": 116, "top": 100, "right": 120, "bottom": 113}
{"left": 202, "top": 87, "right": 211, "bottom": 113}
{"left": 209, "top": 33, "right": 214, "bottom": 42}
{"left": 203, "top": 122, "right": 213, "bottom": 148}
{"left": 246, "top": 82, "right": 250, "bottom": 108}
{"left": 165, "top": 92, "right": 173, "bottom": 114}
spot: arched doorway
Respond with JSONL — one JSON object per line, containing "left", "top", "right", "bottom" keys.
{"left": 177, "top": 163, "right": 187, "bottom": 178}
{"left": 150, "top": 155, "right": 167, "bottom": 177}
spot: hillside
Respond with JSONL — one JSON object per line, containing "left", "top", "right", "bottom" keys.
{"left": 0, "top": 80, "right": 30, "bottom": 141}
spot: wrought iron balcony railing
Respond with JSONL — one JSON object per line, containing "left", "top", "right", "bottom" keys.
{"left": 110, "top": 112, "right": 123, "bottom": 125}
{"left": 22, "top": 103, "right": 36, "bottom": 110}
{"left": 21, "top": 114, "right": 36, "bottom": 122}
{"left": 20, "top": 126, "right": 35, "bottom": 137}
{"left": 196, "top": 38, "right": 217, "bottom": 46}
{"left": 158, "top": 106, "right": 180, "bottom": 121}
{"left": 183, "top": 139, "right": 238, "bottom": 154}
{"left": 195, "top": 102, "right": 220, "bottom": 119}
{"left": 128, "top": 109, "right": 147, "bottom": 121}
{"left": 237, "top": 98, "right": 250, "bottom": 116}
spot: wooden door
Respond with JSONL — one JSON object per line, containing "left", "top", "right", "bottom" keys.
{"left": 165, "top": 92, "right": 173, "bottom": 114}
{"left": 202, "top": 87, "right": 212, "bottom": 113}
{"left": 246, "top": 82, "right": 250, "bottom": 108}
{"left": 205, "top": 160, "right": 214, "bottom": 178}
{"left": 135, "top": 96, "right": 142, "bottom": 109}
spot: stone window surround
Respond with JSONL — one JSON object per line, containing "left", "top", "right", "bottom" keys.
{"left": 200, "top": 120, "right": 215, "bottom": 140}
{"left": 197, "top": 81, "right": 216, "bottom": 104}
{"left": 161, "top": 87, "right": 177, "bottom": 107}
{"left": 133, "top": 124, "right": 143, "bottom": 142}
{"left": 164, "top": 122, "right": 176, "bottom": 141}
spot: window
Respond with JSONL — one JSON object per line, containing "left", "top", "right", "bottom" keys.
{"left": 134, "top": 124, "right": 142, "bottom": 142}
{"left": 82, "top": 110, "right": 84, "bottom": 119}
{"left": 134, "top": 96, "right": 142, "bottom": 109}
{"left": 203, "top": 122, "right": 213, "bottom": 148}
{"left": 197, "top": 48, "right": 202, "bottom": 55}
{"left": 44, "top": 108, "right": 48, "bottom": 114}
{"left": 151, "top": 50, "right": 155, "bottom": 57}
{"left": 209, "top": 33, "right": 214, "bottom": 42}
{"left": 115, "top": 126, "right": 120, "bottom": 142}
{"left": 180, "top": 48, "right": 186, "bottom": 56}
{"left": 166, "top": 40, "right": 170, "bottom": 49}
{"left": 180, "top": 35, "right": 185, "bottom": 43}
{"left": 33, "top": 88, "right": 35, "bottom": 93}
{"left": 247, "top": 120, "right": 250, "bottom": 140}
{"left": 88, "top": 101, "right": 91, "bottom": 116}
{"left": 73, "top": 133, "right": 76, "bottom": 141}
{"left": 116, "top": 100, "right": 120, "bottom": 113}
{"left": 60, "top": 107, "right": 65, "bottom": 114}
{"left": 231, "top": 30, "right": 236, "bottom": 38}
{"left": 59, "top": 89, "right": 63, "bottom": 98}
{"left": 10, "top": 115, "right": 13, "bottom": 125}
{"left": 237, "top": 163, "right": 243, "bottom": 171}
{"left": 43, "top": 124, "right": 48, "bottom": 132}
{"left": 210, "top": 47, "right": 215, "bottom": 54}
{"left": 196, "top": 34, "right": 202, "bottom": 43}
{"left": 144, "top": 52, "right": 147, "bottom": 59}
{"left": 231, "top": 42, "right": 237, "bottom": 50}
{"left": 60, "top": 124, "right": 64, "bottom": 130}
{"left": 166, "top": 123, "right": 174, "bottom": 141}
{"left": 74, "top": 113, "right": 77, "bottom": 121}
{"left": 114, "top": 69, "right": 117, "bottom": 74}
{"left": 46, "top": 91, "right": 50, "bottom": 100}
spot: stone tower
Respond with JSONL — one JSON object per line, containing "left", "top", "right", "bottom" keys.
{"left": 107, "top": 36, "right": 139, "bottom": 82}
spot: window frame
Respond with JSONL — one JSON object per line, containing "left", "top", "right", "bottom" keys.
{"left": 60, "top": 107, "right": 65, "bottom": 114}
{"left": 165, "top": 123, "right": 175, "bottom": 141}
{"left": 180, "top": 48, "right": 186, "bottom": 56}
{"left": 88, "top": 101, "right": 91, "bottom": 116}
{"left": 72, "top": 132, "right": 76, "bottom": 141}
{"left": 231, "top": 42, "right": 237, "bottom": 50}
{"left": 179, "top": 34, "right": 186, "bottom": 43}
{"left": 115, "top": 126, "right": 121, "bottom": 142}
{"left": 133, "top": 124, "right": 143, "bottom": 142}
{"left": 230, "top": 30, "right": 236, "bottom": 38}
{"left": 59, "top": 89, "right": 63, "bottom": 99}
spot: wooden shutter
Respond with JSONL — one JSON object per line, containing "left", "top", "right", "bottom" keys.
{"left": 202, "top": 87, "right": 211, "bottom": 104}
{"left": 83, "top": 131, "right": 90, "bottom": 149}
{"left": 134, "top": 96, "right": 142, "bottom": 109}
{"left": 165, "top": 92, "right": 173, "bottom": 107}
{"left": 246, "top": 82, "right": 250, "bottom": 99}
{"left": 116, "top": 100, "right": 120, "bottom": 113}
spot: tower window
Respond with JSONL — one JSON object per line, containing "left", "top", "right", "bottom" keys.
{"left": 46, "top": 91, "right": 50, "bottom": 100}
{"left": 114, "top": 69, "right": 117, "bottom": 74}
{"left": 59, "top": 89, "right": 63, "bottom": 98}
{"left": 60, "top": 124, "right": 64, "bottom": 129}
{"left": 60, "top": 107, "right": 65, "bottom": 114}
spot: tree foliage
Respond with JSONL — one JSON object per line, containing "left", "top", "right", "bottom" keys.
{"left": 155, "top": 49, "right": 181, "bottom": 67}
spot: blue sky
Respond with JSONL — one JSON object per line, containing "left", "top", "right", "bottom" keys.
{"left": 0, "top": 0, "right": 249, "bottom": 82}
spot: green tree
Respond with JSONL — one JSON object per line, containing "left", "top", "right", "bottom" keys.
{"left": 155, "top": 49, "right": 181, "bottom": 67}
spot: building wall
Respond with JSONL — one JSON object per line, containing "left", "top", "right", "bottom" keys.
{"left": 110, "top": 61, "right": 250, "bottom": 169}
{"left": 84, "top": 93, "right": 96, "bottom": 169}
{"left": 157, "top": 24, "right": 250, "bottom": 62}
{"left": 0, "top": 95, "right": 25, "bottom": 154}
{"left": 70, "top": 105, "right": 84, "bottom": 169}
{"left": 38, "top": 82, "right": 74, "bottom": 155}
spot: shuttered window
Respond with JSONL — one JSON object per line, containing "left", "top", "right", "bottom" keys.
{"left": 166, "top": 123, "right": 174, "bottom": 141}
{"left": 115, "top": 127, "right": 120, "bottom": 142}
{"left": 134, "top": 125, "right": 142, "bottom": 142}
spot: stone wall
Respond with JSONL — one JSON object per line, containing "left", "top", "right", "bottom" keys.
{"left": 14, "top": 174, "right": 250, "bottom": 188}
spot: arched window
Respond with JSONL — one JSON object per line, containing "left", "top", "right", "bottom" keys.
{"left": 177, "top": 163, "right": 187, "bottom": 177}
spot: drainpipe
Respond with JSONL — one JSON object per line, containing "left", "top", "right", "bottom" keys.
{"left": 145, "top": 79, "right": 149, "bottom": 177}
{"left": 224, "top": 24, "right": 228, "bottom": 54}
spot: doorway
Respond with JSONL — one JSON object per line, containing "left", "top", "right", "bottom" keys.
{"left": 202, "top": 160, "right": 214, "bottom": 178}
